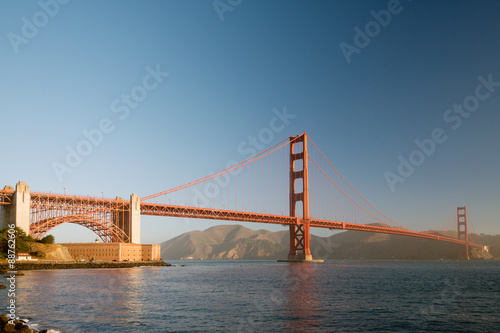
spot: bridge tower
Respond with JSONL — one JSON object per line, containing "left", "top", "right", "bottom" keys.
{"left": 286, "top": 133, "right": 321, "bottom": 262}
{"left": 457, "top": 206, "right": 469, "bottom": 260}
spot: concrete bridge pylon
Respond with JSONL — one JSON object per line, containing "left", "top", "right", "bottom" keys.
{"left": 0, "top": 181, "right": 30, "bottom": 234}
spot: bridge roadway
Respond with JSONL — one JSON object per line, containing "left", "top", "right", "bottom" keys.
{"left": 2, "top": 191, "right": 481, "bottom": 248}
{"left": 141, "top": 203, "right": 482, "bottom": 248}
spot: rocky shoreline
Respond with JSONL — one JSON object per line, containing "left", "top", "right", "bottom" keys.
{"left": 0, "top": 260, "right": 171, "bottom": 271}
{"left": 1, "top": 314, "right": 35, "bottom": 333}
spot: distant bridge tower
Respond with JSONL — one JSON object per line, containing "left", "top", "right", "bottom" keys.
{"left": 286, "top": 133, "right": 321, "bottom": 262}
{"left": 457, "top": 206, "right": 469, "bottom": 260}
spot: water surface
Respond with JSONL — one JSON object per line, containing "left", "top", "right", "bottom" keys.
{"left": 3, "top": 260, "right": 499, "bottom": 332}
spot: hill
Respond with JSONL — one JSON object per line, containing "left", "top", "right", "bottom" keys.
{"left": 161, "top": 225, "right": 289, "bottom": 260}
{"left": 30, "top": 242, "right": 74, "bottom": 261}
{"left": 160, "top": 225, "right": 498, "bottom": 260}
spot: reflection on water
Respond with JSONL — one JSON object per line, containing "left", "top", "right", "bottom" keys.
{"left": 283, "top": 263, "right": 322, "bottom": 332}
{"left": 15, "top": 267, "right": 163, "bottom": 332}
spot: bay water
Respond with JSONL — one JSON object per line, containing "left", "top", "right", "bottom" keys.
{"left": 3, "top": 260, "right": 499, "bottom": 332}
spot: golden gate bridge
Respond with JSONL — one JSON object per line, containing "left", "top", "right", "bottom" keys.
{"left": 0, "top": 133, "right": 481, "bottom": 261}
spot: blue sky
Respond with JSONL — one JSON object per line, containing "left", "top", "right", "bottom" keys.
{"left": 1, "top": 0, "right": 499, "bottom": 244}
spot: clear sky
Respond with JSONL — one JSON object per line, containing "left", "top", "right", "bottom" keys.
{"left": 1, "top": 0, "right": 499, "bottom": 244}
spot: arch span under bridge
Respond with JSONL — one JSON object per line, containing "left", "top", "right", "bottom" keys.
{"left": 0, "top": 133, "right": 480, "bottom": 260}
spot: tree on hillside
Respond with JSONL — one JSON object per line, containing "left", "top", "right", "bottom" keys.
{"left": 39, "top": 234, "right": 55, "bottom": 244}
{"left": 0, "top": 226, "right": 35, "bottom": 256}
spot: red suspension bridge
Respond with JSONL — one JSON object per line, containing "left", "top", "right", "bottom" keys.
{"left": 0, "top": 133, "right": 481, "bottom": 261}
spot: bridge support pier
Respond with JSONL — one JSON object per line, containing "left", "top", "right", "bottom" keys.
{"left": 0, "top": 182, "right": 30, "bottom": 234}
{"left": 280, "top": 133, "right": 323, "bottom": 263}
{"left": 287, "top": 222, "right": 313, "bottom": 261}
{"left": 130, "top": 193, "right": 141, "bottom": 244}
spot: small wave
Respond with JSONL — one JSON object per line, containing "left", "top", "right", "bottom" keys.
{"left": 15, "top": 318, "right": 61, "bottom": 333}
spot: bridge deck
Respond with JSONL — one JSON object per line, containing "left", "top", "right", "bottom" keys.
{"left": 140, "top": 203, "right": 481, "bottom": 248}
{"left": 6, "top": 192, "right": 480, "bottom": 248}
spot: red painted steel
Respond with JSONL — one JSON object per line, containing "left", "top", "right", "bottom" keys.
{"left": 23, "top": 194, "right": 482, "bottom": 249}
{"left": 29, "top": 193, "right": 130, "bottom": 242}
{"left": 457, "top": 206, "right": 470, "bottom": 259}
{"left": 0, "top": 189, "right": 13, "bottom": 206}
{"left": 5, "top": 132, "right": 479, "bottom": 256}
{"left": 139, "top": 203, "right": 481, "bottom": 248}
{"left": 24, "top": 192, "right": 480, "bottom": 250}
{"left": 288, "top": 133, "right": 311, "bottom": 259}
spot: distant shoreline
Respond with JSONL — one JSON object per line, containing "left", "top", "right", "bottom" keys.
{"left": 0, "top": 260, "right": 171, "bottom": 271}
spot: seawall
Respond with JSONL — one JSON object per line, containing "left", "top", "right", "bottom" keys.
{"left": 0, "top": 260, "right": 171, "bottom": 271}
